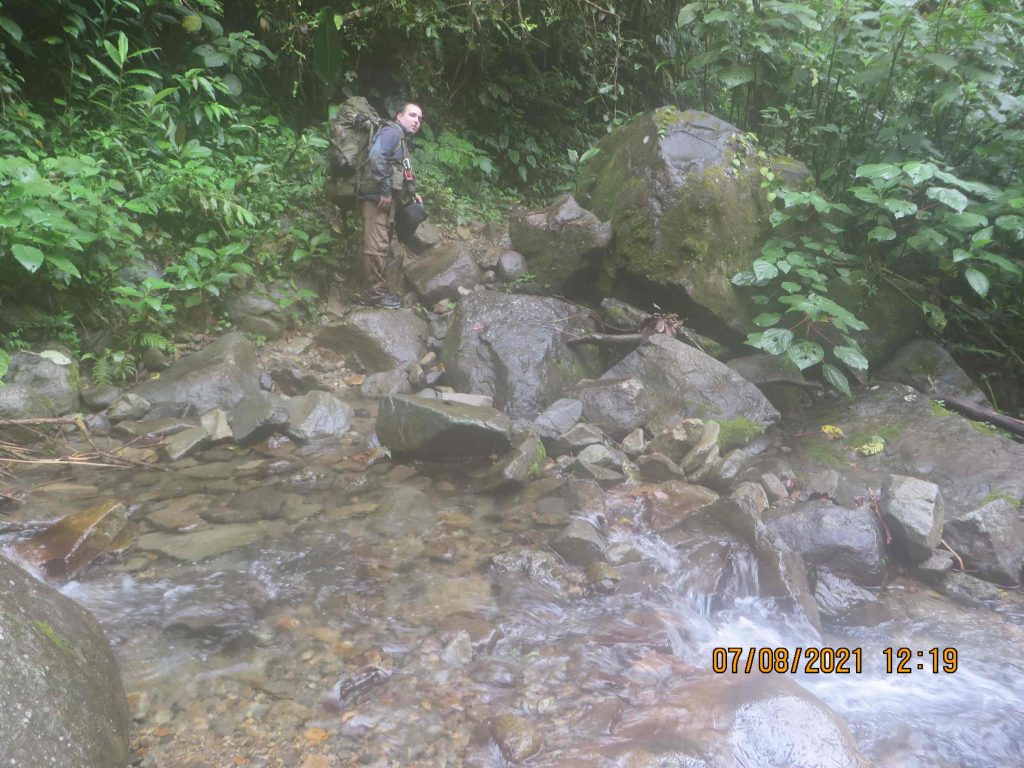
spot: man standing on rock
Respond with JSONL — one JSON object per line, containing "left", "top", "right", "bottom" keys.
{"left": 359, "top": 102, "right": 423, "bottom": 309}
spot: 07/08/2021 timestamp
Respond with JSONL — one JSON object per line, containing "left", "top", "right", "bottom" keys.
{"left": 710, "top": 646, "right": 959, "bottom": 674}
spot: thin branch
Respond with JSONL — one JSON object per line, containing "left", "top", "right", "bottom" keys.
{"left": 941, "top": 538, "right": 965, "bottom": 571}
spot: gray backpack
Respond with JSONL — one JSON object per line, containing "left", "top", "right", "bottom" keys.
{"left": 325, "top": 96, "right": 382, "bottom": 209}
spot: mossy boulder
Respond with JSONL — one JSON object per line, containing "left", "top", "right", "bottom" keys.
{"left": 784, "top": 383, "right": 1024, "bottom": 517}
{"left": 577, "top": 108, "right": 774, "bottom": 335}
{"left": 0, "top": 553, "right": 130, "bottom": 767}
{"left": 0, "top": 350, "right": 80, "bottom": 419}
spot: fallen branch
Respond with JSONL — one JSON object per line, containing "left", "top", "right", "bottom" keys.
{"left": 935, "top": 395, "right": 1024, "bottom": 440}
{"left": 566, "top": 332, "right": 647, "bottom": 346}
{"left": 941, "top": 538, "right": 966, "bottom": 572}
{"left": 0, "top": 457, "right": 129, "bottom": 469}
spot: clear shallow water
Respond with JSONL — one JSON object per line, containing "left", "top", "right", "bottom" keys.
{"left": 3, "top": 438, "right": 1023, "bottom": 767}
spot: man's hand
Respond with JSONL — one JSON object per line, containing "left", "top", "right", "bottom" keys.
{"left": 413, "top": 194, "right": 422, "bottom": 204}
{"left": 378, "top": 196, "right": 392, "bottom": 209}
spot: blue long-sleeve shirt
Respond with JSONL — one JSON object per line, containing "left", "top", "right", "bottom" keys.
{"left": 360, "top": 122, "right": 415, "bottom": 201}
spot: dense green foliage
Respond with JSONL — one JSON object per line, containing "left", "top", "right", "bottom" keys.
{"left": 1, "top": 0, "right": 1022, "bottom": 408}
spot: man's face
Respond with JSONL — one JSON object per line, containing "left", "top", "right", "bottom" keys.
{"left": 396, "top": 105, "right": 423, "bottom": 134}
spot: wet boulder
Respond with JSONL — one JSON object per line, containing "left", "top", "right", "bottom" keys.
{"left": 508, "top": 194, "right": 610, "bottom": 291}
{"left": 283, "top": 390, "right": 353, "bottom": 443}
{"left": 440, "top": 292, "right": 600, "bottom": 420}
{"left": 576, "top": 335, "right": 779, "bottom": 438}
{"left": 13, "top": 501, "right": 129, "bottom": 580}
{"left": 0, "top": 553, "right": 130, "bottom": 768}
{"left": 315, "top": 309, "right": 430, "bottom": 373}
{"left": 942, "top": 498, "right": 1024, "bottom": 585}
{"left": 881, "top": 474, "right": 944, "bottom": 562}
{"left": 532, "top": 397, "right": 583, "bottom": 443}
{"left": 489, "top": 714, "right": 543, "bottom": 763}
{"left": 472, "top": 434, "right": 547, "bottom": 491}
{"left": 552, "top": 517, "right": 608, "bottom": 566}
{"left": 225, "top": 289, "right": 287, "bottom": 340}
{"left": 763, "top": 499, "right": 887, "bottom": 585}
{"left": 405, "top": 242, "right": 483, "bottom": 304}
{"left": 785, "top": 383, "right": 1024, "bottom": 518}
{"left": 577, "top": 108, "right": 772, "bottom": 335}
{"left": 0, "top": 350, "right": 79, "bottom": 419}
{"left": 814, "top": 570, "right": 891, "bottom": 627}
{"left": 130, "top": 332, "right": 262, "bottom": 418}
{"left": 614, "top": 675, "right": 871, "bottom": 768}
{"left": 376, "top": 394, "right": 512, "bottom": 459}
{"left": 877, "top": 339, "right": 989, "bottom": 406}
{"left": 727, "top": 352, "right": 808, "bottom": 414}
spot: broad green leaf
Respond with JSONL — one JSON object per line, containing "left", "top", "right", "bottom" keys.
{"left": 731, "top": 270, "right": 756, "bottom": 286}
{"left": 925, "top": 186, "right": 969, "bottom": 213}
{"left": 833, "top": 345, "right": 869, "bottom": 371}
{"left": 849, "top": 186, "right": 880, "bottom": 204}
{"left": 753, "top": 312, "right": 782, "bottom": 327}
{"left": 923, "top": 53, "right": 957, "bottom": 71}
{"left": 977, "top": 252, "right": 1023, "bottom": 277}
{"left": 313, "top": 7, "right": 344, "bottom": 84}
{"left": 907, "top": 227, "right": 948, "bottom": 252}
{"left": 902, "top": 161, "right": 937, "bottom": 184}
{"left": 822, "top": 363, "right": 852, "bottom": 398}
{"left": 12, "top": 244, "right": 44, "bottom": 272}
{"left": 0, "top": 15, "right": 24, "bottom": 42}
{"left": 748, "top": 328, "right": 794, "bottom": 355}
{"left": 944, "top": 212, "right": 987, "bottom": 231}
{"left": 971, "top": 226, "right": 994, "bottom": 246}
{"left": 788, "top": 341, "right": 824, "bottom": 370}
{"left": 781, "top": 281, "right": 802, "bottom": 293}
{"left": 677, "top": 5, "right": 700, "bottom": 26}
{"left": 118, "top": 32, "right": 129, "bottom": 67}
{"left": 718, "top": 64, "right": 755, "bottom": 89}
{"left": 752, "top": 259, "right": 779, "bottom": 281}
{"left": 868, "top": 226, "right": 896, "bottom": 242}
{"left": 46, "top": 255, "right": 81, "bottom": 278}
{"left": 964, "top": 267, "right": 989, "bottom": 297}
{"left": 882, "top": 198, "right": 917, "bottom": 218}
{"left": 952, "top": 248, "right": 971, "bottom": 263}
{"left": 221, "top": 73, "right": 243, "bottom": 96}
{"left": 855, "top": 163, "right": 900, "bottom": 182}
{"left": 38, "top": 349, "right": 73, "bottom": 366}
{"left": 995, "top": 215, "right": 1024, "bottom": 239}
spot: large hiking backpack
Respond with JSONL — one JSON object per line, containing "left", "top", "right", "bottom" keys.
{"left": 325, "top": 96, "right": 382, "bottom": 209}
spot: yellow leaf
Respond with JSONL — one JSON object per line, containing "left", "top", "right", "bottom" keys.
{"left": 182, "top": 15, "right": 203, "bottom": 33}
{"left": 821, "top": 425, "right": 845, "bottom": 440}
{"left": 855, "top": 437, "right": 885, "bottom": 456}
{"left": 304, "top": 727, "right": 329, "bottom": 744}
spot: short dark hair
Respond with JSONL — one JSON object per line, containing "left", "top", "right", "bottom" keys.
{"left": 397, "top": 102, "right": 422, "bottom": 117}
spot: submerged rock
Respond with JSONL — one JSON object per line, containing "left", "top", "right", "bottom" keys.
{"left": 489, "top": 713, "right": 543, "bottom": 763}
{"left": 0, "top": 553, "right": 130, "bottom": 768}
{"left": 14, "top": 501, "right": 129, "bottom": 580}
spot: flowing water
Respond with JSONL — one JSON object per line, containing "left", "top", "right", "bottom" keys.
{"left": 3, "top": 416, "right": 1023, "bottom": 767}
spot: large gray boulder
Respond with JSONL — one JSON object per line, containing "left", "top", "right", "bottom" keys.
{"left": 877, "top": 339, "right": 989, "bottom": 406}
{"left": 0, "top": 554, "right": 129, "bottom": 767}
{"left": 881, "top": 474, "right": 944, "bottom": 562}
{"left": 376, "top": 394, "right": 513, "bottom": 459}
{"left": 785, "top": 383, "right": 1024, "bottom": 518}
{"left": 508, "top": 194, "right": 610, "bottom": 291}
{"left": 440, "top": 292, "right": 600, "bottom": 420}
{"left": 577, "top": 108, "right": 771, "bottom": 335}
{"left": 225, "top": 289, "right": 288, "bottom": 340}
{"left": 575, "top": 335, "right": 779, "bottom": 438}
{"left": 284, "top": 390, "right": 353, "bottom": 443}
{"left": 942, "top": 499, "right": 1024, "bottom": 585}
{"left": 404, "top": 242, "right": 483, "bottom": 304}
{"left": 0, "top": 350, "right": 79, "bottom": 419}
{"left": 315, "top": 309, "right": 430, "bottom": 373}
{"left": 763, "top": 499, "right": 887, "bottom": 585}
{"left": 130, "top": 332, "right": 260, "bottom": 415}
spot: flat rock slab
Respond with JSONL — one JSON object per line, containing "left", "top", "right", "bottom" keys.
{"left": 136, "top": 521, "right": 287, "bottom": 562}
{"left": 375, "top": 394, "right": 512, "bottom": 459}
{"left": 785, "top": 383, "right": 1024, "bottom": 517}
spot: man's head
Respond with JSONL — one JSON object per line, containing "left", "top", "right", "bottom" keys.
{"left": 395, "top": 103, "right": 423, "bottom": 135}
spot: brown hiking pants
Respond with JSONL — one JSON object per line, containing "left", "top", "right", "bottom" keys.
{"left": 361, "top": 199, "right": 393, "bottom": 291}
